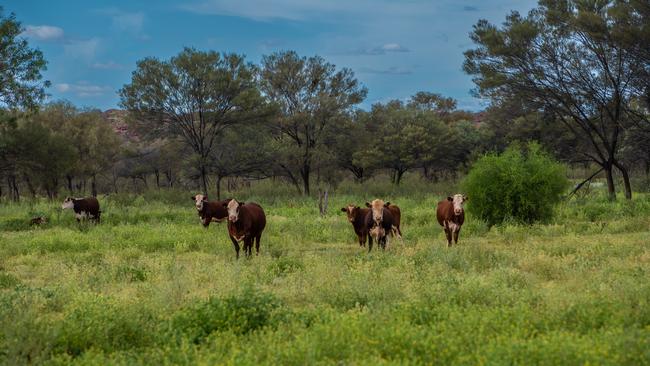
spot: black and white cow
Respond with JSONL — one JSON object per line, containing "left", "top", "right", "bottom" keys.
{"left": 62, "top": 197, "right": 101, "bottom": 223}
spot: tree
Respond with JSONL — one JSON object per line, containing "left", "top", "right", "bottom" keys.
{"left": 0, "top": 8, "right": 50, "bottom": 109}
{"left": 464, "top": 0, "right": 648, "bottom": 200}
{"left": 119, "top": 48, "right": 272, "bottom": 194}
{"left": 260, "top": 51, "right": 367, "bottom": 195}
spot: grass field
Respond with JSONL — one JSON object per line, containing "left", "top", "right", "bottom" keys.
{"left": 1, "top": 183, "right": 650, "bottom": 365}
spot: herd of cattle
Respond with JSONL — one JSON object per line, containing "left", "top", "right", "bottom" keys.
{"left": 56, "top": 193, "right": 468, "bottom": 258}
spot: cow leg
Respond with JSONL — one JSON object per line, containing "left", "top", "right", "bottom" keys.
{"left": 255, "top": 234, "right": 261, "bottom": 255}
{"left": 230, "top": 236, "right": 240, "bottom": 259}
{"left": 453, "top": 228, "right": 461, "bottom": 245}
{"left": 443, "top": 224, "right": 452, "bottom": 247}
{"left": 368, "top": 235, "right": 373, "bottom": 252}
{"left": 245, "top": 237, "right": 253, "bottom": 257}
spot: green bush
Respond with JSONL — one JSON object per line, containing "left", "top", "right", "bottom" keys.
{"left": 462, "top": 143, "right": 568, "bottom": 226}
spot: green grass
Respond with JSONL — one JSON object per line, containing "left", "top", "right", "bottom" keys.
{"left": 1, "top": 188, "right": 650, "bottom": 365}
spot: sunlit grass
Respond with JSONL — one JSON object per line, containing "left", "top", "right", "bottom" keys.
{"left": 1, "top": 188, "right": 649, "bottom": 364}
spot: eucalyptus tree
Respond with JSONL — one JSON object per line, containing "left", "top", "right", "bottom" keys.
{"left": 0, "top": 7, "right": 49, "bottom": 109}
{"left": 464, "top": 0, "right": 649, "bottom": 199}
{"left": 260, "top": 51, "right": 367, "bottom": 195}
{"left": 120, "top": 48, "right": 272, "bottom": 194}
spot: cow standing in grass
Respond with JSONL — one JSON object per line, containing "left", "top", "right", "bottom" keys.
{"left": 383, "top": 202, "right": 403, "bottom": 238}
{"left": 436, "top": 194, "right": 467, "bottom": 247}
{"left": 341, "top": 204, "right": 370, "bottom": 247}
{"left": 192, "top": 194, "right": 229, "bottom": 227}
{"left": 62, "top": 197, "right": 101, "bottom": 223}
{"left": 364, "top": 199, "right": 395, "bottom": 252}
{"left": 224, "top": 199, "right": 266, "bottom": 258}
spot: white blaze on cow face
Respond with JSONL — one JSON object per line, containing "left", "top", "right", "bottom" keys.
{"left": 61, "top": 197, "right": 74, "bottom": 210}
{"left": 451, "top": 194, "right": 467, "bottom": 216}
{"left": 371, "top": 199, "right": 385, "bottom": 225}
{"left": 345, "top": 205, "right": 357, "bottom": 223}
{"left": 194, "top": 194, "right": 208, "bottom": 211}
{"left": 227, "top": 199, "right": 241, "bottom": 223}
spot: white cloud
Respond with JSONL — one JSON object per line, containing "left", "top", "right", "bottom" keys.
{"left": 63, "top": 38, "right": 100, "bottom": 60}
{"left": 91, "top": 61, "right": 124, "bottom": 70}
{"left": 358, "top": 66, "right": 413, "bottom": 75}
{"left": 379, "top": 43, "right": 409, "bottom": 52}
{"left": 111, "top": 12, "right": 144, "bottom": 33}
{"left": 54, "top": 82, "right": 112, "bottom": 97}
{"left": 342, "top": 43, "right": 411, "bottom": 56}
{"left": 21, "top": 25, "right": 64, "bottom": 41}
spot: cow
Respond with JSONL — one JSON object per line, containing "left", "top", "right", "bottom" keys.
{"left": 61, "top": 197, "right": 101, "bottom": 223}
{"left": 364, "top": 199, "right": 395, "bottom": 252}
{"left": 341, "top": 204, "right": 370, "bottom": 247}
{"left": 223, "top": 199, "right": 266, "bottom": 258}
{"left": 192, "top": 194, "right": 229, "bottom": 227}
{"left": 30, "top": 216, "right": 47, "bottom": 226}
{"left": 436, "top": 194, "right": 467, "bottom": 247}
{"left": 383, "top": 202, "right": 403, "bottom": 238}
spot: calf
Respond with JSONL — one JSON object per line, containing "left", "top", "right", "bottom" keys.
{"left": 224, "top": 199, "right": 267, "bottom": 258}
{"left": 192, "top": 194, "right": 229, "bottom": 227}
{"left": 436, "top": 194, "right": 467, "bottom": 247}
{"left": 62, "top": 197, "right": 101, "bottom": 223}
{"left": 364, "top": 199, "right": 395, "bottom": 252}
{"left": 341, "top": 204, "right": 370, "bottom": 247}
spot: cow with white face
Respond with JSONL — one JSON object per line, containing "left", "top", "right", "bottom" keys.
{"left": 191, "top": 194, "right": 229, "bottom": 227}
{"left": 222, "top": 199, "right": 267, "bottom": 258}
{"left": 363, "top": 199, "right": 395, "bottom": 252}
{"left": 436, "top": 194, "right": 467, "bottom": 247}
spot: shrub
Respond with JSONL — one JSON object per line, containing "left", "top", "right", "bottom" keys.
{"left": 462, "top": 143, "right": 568, "bottom": 226}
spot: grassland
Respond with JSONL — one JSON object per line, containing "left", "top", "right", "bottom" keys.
{"left": 1, "top": 181, "right": 650, "bottom": 365}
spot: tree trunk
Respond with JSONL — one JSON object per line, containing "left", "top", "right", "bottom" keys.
{"left": 613, "top": 161, "right": 632, "bottom": 200}
{"left": 24, "top": 175, "right": 37, "bottom": 197}
{"left": 301, "top": 163, "right": 311, "bottom": 196}
{"left": 154, "top": 169, "right": 160, "bottom": 189}
{"left": 604, "top": 163, "right": 616, "bottom": 201}
{"left": 66, "top": 175, "right": 74, "bottom": 195}
{"left": 216, "top": 175, "right": 223, "bottom": 200}
{"left": 396, "top": 169, "right": 405, "bottom": 186}
{"left": 9, "top": 175, "right": 19, "bottom": 201}
{"left": 200, "top": 164, "right": 208, "bottom": 195}
{"left": 165, "top": 170, "right": 173, "bottom": 187}
{"left": 91, "top": 174, "right": 98, "bottom": 197}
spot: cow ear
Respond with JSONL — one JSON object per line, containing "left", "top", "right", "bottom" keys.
{"left": 239, "top": 201, "right": 245, "bottom": 206}
{"left": 191, "top": 196, "right": 196, "bottom": 201}
{"left": 203, "top": 196, "right": 208, "bottom": 202}
{"left": 355, "top": 206, "right": 360, "bottom": 210}
{"left": 365, "top": 202, "right": 371, "bottom": 208}
{"left": 447, "top": 196, "right": 453, "bottom": 201}
{"left": 384, "top": 201, "right": 391, "bottom": 207}
{"left": 463, "top": 195, "right": 468, "bottom": 201}
{"left": 341, "top": 207, "right": 347, "bottom": 212}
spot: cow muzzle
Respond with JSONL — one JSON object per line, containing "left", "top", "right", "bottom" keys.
{"left": 228, "top": 215, "right": 238, "bottom": 223}
{"left": 454, "top": 208, "right": 463, "bottom": 216}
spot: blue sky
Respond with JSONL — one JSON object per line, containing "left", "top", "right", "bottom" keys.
{"left": 6, "top": 0, "right": 537, "bottom": 111}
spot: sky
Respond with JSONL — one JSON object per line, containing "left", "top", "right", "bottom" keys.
{"left": 6, "top": 0, "right": 538, "bottom": 111}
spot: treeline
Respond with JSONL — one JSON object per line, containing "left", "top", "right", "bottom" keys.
{"left": 0, "top": 1, "right": 649, "bottom": 201}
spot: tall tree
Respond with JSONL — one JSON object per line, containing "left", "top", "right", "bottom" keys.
{"left": 119, "top": 48, "right": 271, "bottom": 194}
{"left": 0, "top": 8, "right": 49, "bottom": 109}
{"left": 260, "top": 51, "right": 367, "bottom": 195}
{"left": 464, "top": 0, "right": 648, "bottom": 200}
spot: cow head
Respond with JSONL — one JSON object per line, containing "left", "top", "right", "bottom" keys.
{"left": 341, "top": 204, "right": 361, "bottom": 223}
{"left": 192, "top": 194, "right": 208, "bottom": 211}
{"left": 366, "top": 199, "right": 385, "bottom": 225}
{"left": 225, "top": 199, "right": 244, "bottom": 223}
{"left": 61, "top": 197, "right": 75, "bottom": 210}
{"left": 447, "top": 194, "right": 468, "bottom": 216}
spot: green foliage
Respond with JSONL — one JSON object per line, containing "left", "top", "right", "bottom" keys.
{"left": 0, "top": 7, "right": 50, "bottom": 109}
{"left": 170, "top": 289, "right": 281, "bottom": 343}
{"left": 463, "top": 143, "right": 569, "bottom": 225}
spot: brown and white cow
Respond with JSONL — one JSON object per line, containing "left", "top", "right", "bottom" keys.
{"left": 192, "top": 194, "right": 229, "bottom": 227}
{"left": 364, "top": 199, "right": 395, "bottom": 252}
{"left": 223, "top": 199, "right": 267, "bottom": 258}
{"left": 436, "top": 194, "right": 467, "bottom": 247}
{"left": 341, "top": 204, "right": 370, "bottom": 247}
{"left": 62, "top": 197, "right": 101, "bottom": 223}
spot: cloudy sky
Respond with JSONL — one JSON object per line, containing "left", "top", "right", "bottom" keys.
{"left": 7, "top": 0, "right": 537, "bottom": 111}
